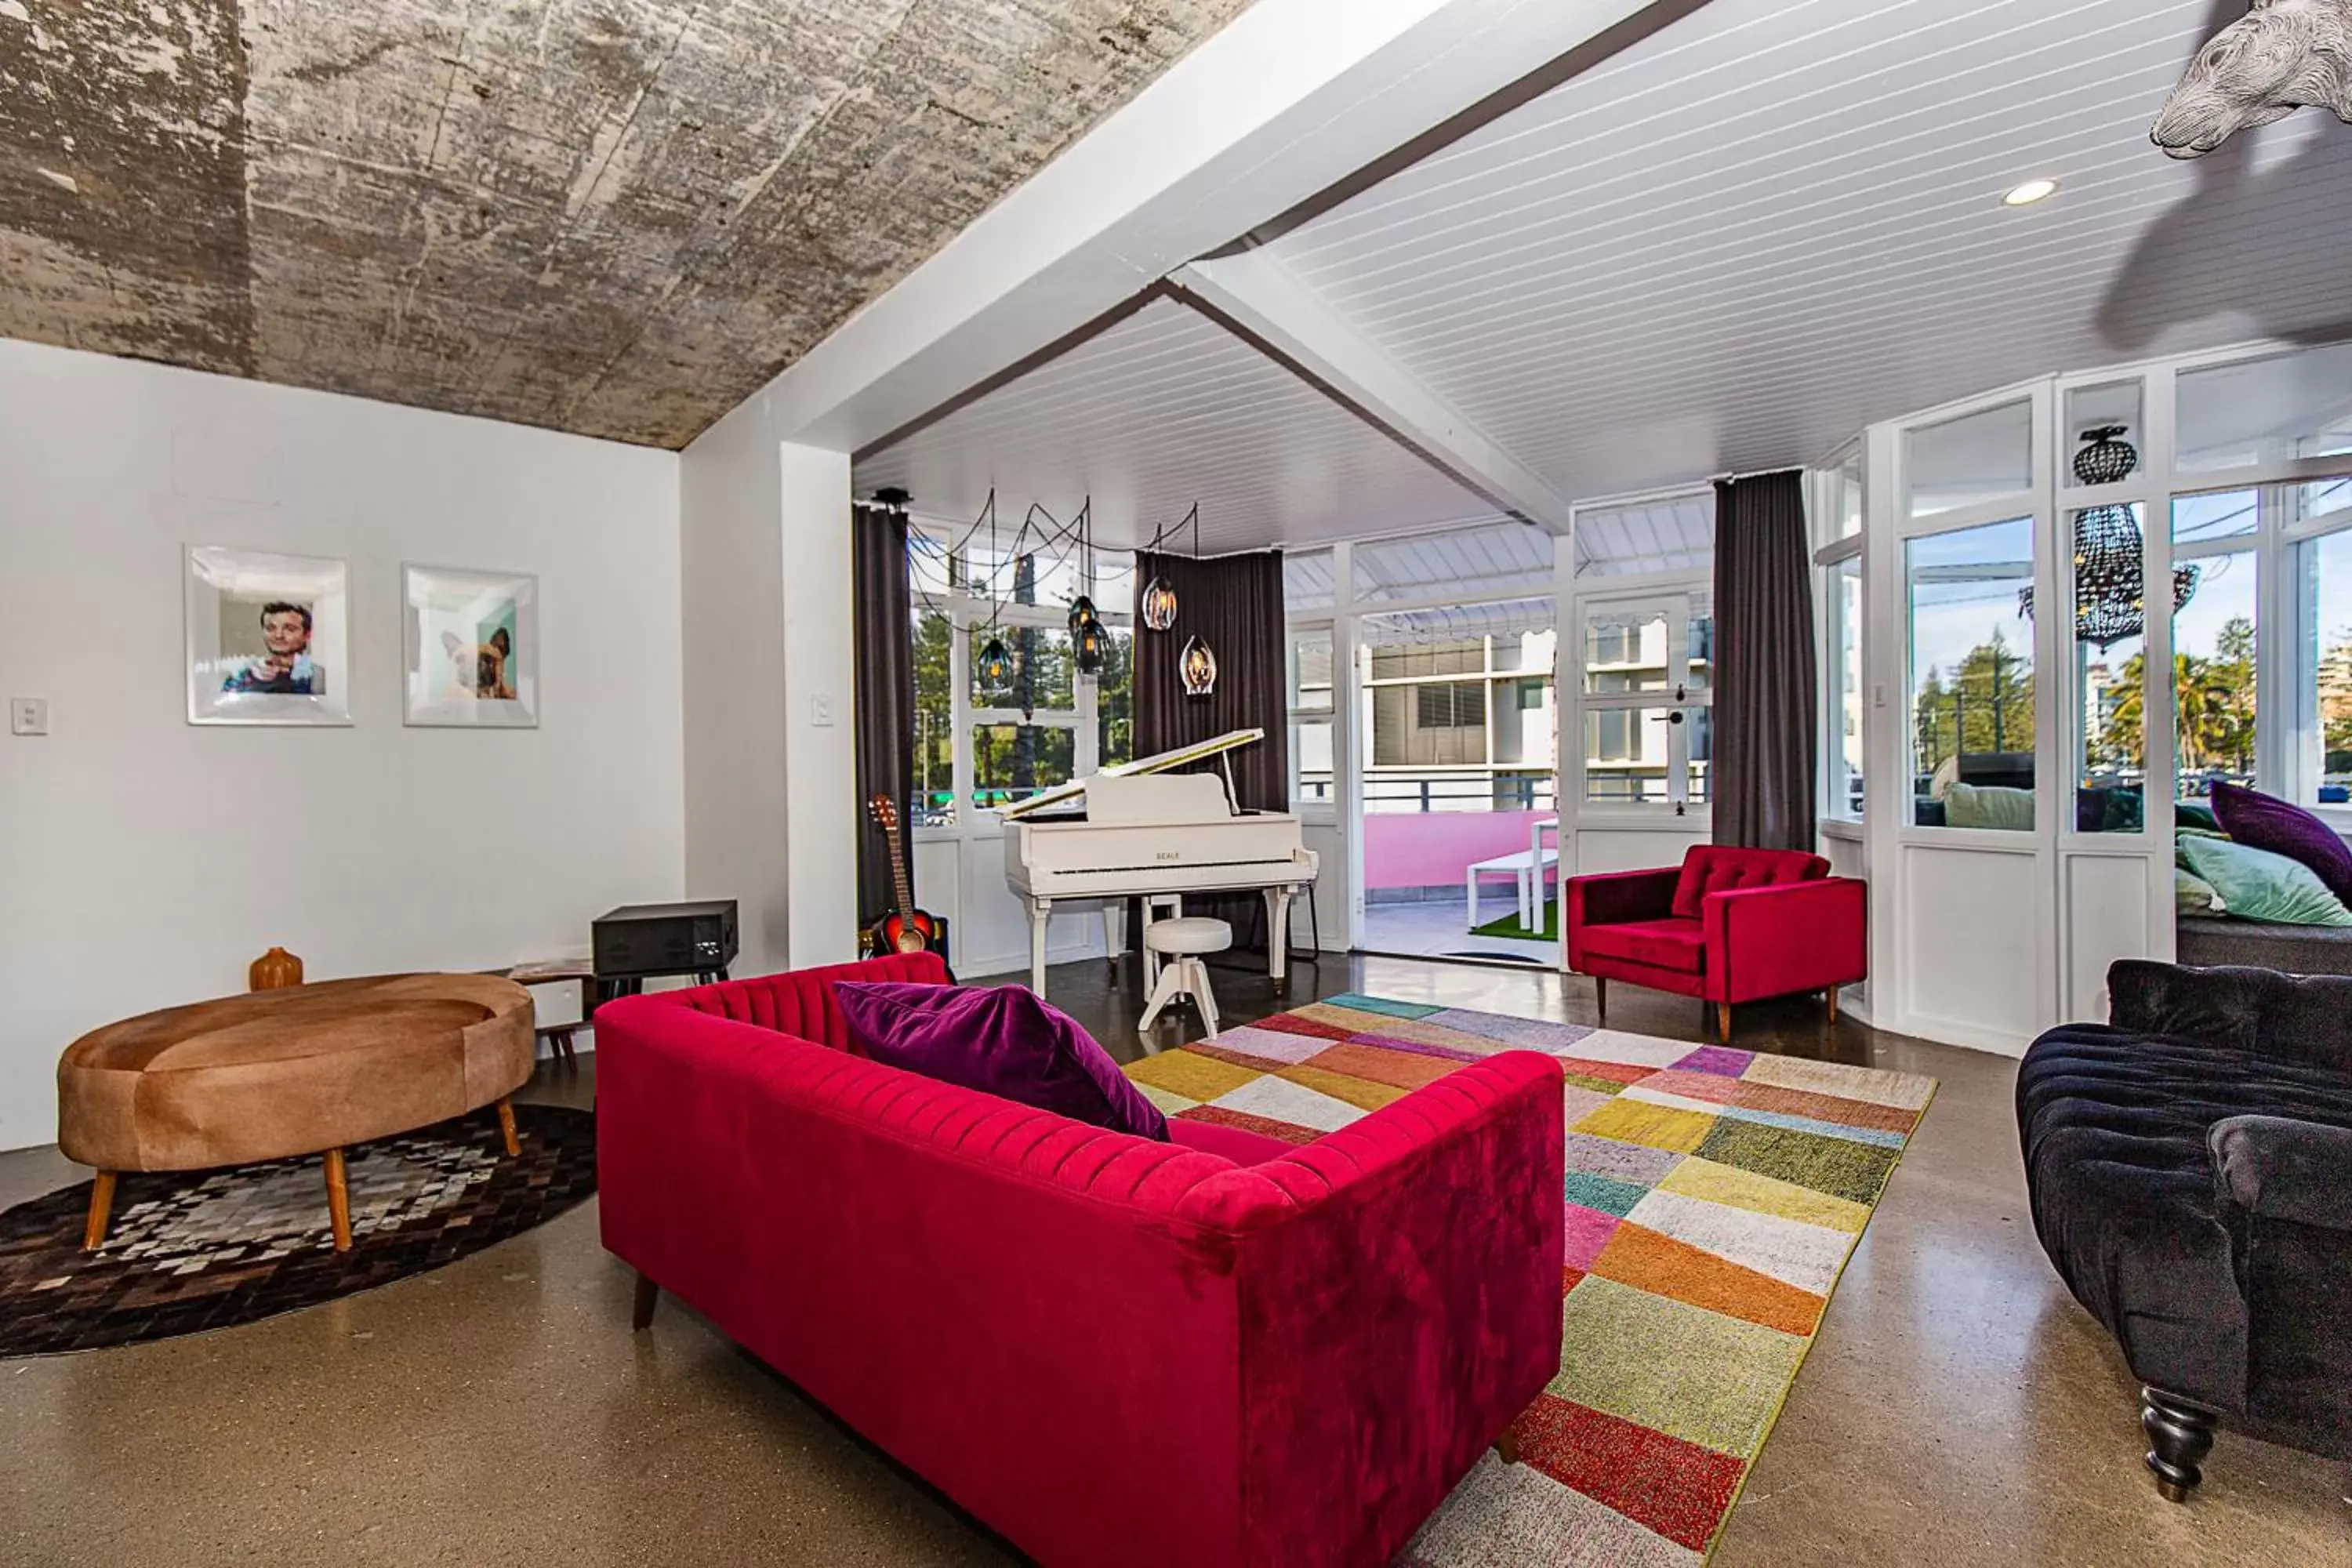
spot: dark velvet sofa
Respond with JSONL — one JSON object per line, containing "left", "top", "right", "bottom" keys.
{"left": 2017, "top": 961, "right": 2352, "bottom": 1501}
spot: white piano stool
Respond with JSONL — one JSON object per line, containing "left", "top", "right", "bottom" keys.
{"left": 1138, "top": 917, "right": 1232, "bottom": 1042}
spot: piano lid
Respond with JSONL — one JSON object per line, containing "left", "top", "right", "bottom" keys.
{"left": 996, "top": 728, "right": 1265, "bottom": 821}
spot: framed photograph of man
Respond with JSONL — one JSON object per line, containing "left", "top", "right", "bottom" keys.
{"left": 185, "top": 546, "right": 353, "bottom": 726}
{"left": 403, "top": 564, "right": 539, "bottom": 728}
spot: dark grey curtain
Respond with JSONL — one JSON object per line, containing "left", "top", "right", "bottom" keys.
{"left": 1713, "top": 471, "right": 1817, "bottom": 851}
{"left": 1132, "top": 550, "right": 1288, "bottom": 812}
{"left": 1133, "top": 550, "right": 1289, "bottom": 949}
{"left": 852, "top": 501, "right": 913, "bottom": 927}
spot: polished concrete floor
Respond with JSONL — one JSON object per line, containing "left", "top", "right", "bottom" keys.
{"left": 2, "top": 955, "right": 2346, "bottom": 1566}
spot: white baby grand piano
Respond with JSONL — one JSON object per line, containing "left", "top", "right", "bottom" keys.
{"left": 1000, "top": 729, "right": 1318, "bottom": 999}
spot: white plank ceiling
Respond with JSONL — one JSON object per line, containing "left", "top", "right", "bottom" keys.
{"left": 854, "top": 297, "right": 1508, "bottom": 553}
{"left": 859, "top": 0, "right": 2352, "bottom": 550}
{"left": 1268, "top": 0, "right": 2352, "bottom": 502}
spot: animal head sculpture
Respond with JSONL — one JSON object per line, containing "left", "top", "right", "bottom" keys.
{"left": 2152, "top": 0, "right": 2352, "bottom": 158}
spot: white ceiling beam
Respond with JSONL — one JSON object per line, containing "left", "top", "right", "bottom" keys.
{"left": 731, "top": 0, "right": 1690, "bottom": 459}
{"left": 1172, "top": 248, "right": 1580, "bottom": 532}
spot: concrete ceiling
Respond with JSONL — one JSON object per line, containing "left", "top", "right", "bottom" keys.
{"left": 0, "top": 0, "right": 1254, "bottom": 448}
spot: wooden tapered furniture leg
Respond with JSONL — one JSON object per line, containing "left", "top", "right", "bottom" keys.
{"left": 632, "top": 1272, "right": 659, "bottom": 1332}
{"left": 1494, "top": 1429, "right": 1523, "bottom": 1465}
{"left": 1716, "top": 1002, "right": 1733, "bottom": 1045}
{"left": 1827, "top": 988, "right": 1841, "bottom": 1024}
{"left": 82, "top": 1171, "right": 118, "bottom": 1252}
{"left": 322, "top": 1148, "right": 353, "bottom": 1252}
{"left": 1594, "top": 975, "right": 1607, "bottom": 1024}
{"left": 495, "top": 1096, "right": 520, "bottom": 1157}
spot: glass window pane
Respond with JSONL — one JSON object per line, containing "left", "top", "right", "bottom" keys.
{"left": 2177, "top": 343, "right": 2352, "bottom": 474}
{"left": 963, "top": 543, "right": 1080, "bottom": 607}
{"left": 1357, "top": 521, "right": 1553, "bottom": 601}
{"left": 912, "top": 611, "right": 956, "bottom": 826}
{"left": 2173, "top": 548, "right": 2259, "bottom": 804}
{"left": 1830, "top": 556, "right": 1865, "bottom": 820}
{"left": 971, "top": 624, "right": 1075, "bottom": 711}
{"left": 1687, "top": 592, "right": 1715, "bottom": 691}
{"left": 2071, "top": 503, "right": 2149, "bottom": 834}
{"left": 1835, "top": 448, "right": 1864, "bottom": 539}
{"left": 2064, "top": 383, "right": 2144, "bottom": 485}
{"left": 1585, "top": 708, "right": 1674, "bottom": 803}
{"left": 972, "top": 724, "right": 1074, "bottom": 811}
{"left": 1575, "top": 491, "right": 1715, "bottom": 577}
{"left": 1291, "top": 717, "right": 1334, "bottom": 808}
{"left": 909, "top": 531, "right": 956, "bottom": 599}
{"left": 1688, "top": 707, "right": 1713, "bottom": 807}
{"left": 1095, "top": 626, "right": 1132, "bottom": 770}
{"left": 2297, "top": 474, "right": 2352, "bottom": 528}
{"left": 1284, "top": 550, "right": 1336, "bottom": 614}
{"left": 1907, "top": 517, "right": 2037, "bottom": 829}
{"left": 1290, "top": 630, "right": 1335, "bottom": 713}
{"left": 2174, "top": 487, "right": 2258, "bottom": 545}
{"left": 2315, "top": 529, "right": 2352, "bottom": 804}
{"left": 1906, "top": 400, "right": 2033, "bottom": 519}
{"left": 1585, "top": 607, "right": 1671, "bottom": 694}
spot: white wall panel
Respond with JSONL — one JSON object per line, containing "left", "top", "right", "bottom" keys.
{"left": 1898, "top": 844, "right": 2042, "bottom": 1055}
{"left": 1304, "top": 822, "right": 1349, "bottom": 952}
{"left": 2063, "top": 851, "right": 2155, "bottom": 1023}
{"left": 1573, "top": 827, "right": 1708, "bottom": 877}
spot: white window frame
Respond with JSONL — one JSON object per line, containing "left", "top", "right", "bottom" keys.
{"left": 1286, "top": 620, "right": 1339, "bottom": 821}
{"left": 908, "top": 523, "right": 1129, "bottom": 845}
{"left": 1356, "top": 613, "right": 1559, "bottom": 818}
{"left": 1566, "top": 570, "right": 1715, "bottom": 822}
{"left": 1813, "top": 445, "right": 1867, "bottom": 833}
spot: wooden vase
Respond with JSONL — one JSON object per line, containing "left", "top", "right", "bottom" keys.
{"left": 249, "top": 947, "right": 304, "bottom": 992}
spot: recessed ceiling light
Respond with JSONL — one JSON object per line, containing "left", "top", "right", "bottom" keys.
{"left": 2002, "top": 178, "right": 2060, "bottom": 207}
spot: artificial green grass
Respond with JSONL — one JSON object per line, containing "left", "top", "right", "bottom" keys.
{"left": 1471, "top": 901, "right": 1558, "bottom": 942}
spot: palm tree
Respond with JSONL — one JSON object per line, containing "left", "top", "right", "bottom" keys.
{"left": 2102, "top": 652, "right": 2242, "bottom": 772}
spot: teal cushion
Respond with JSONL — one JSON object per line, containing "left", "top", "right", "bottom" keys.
{"left": 2175, "top": 835, "right": 2352, "bottom": 928}
{"left": 1945, "top": 782, "right": 2035, "bottom": 831}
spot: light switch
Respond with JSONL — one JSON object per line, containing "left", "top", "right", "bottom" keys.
{"left": 811, "top": 694, "right": 835, "bottom": 728}
{"left": 10, "top": 697, "right": 49, "bottom": 736}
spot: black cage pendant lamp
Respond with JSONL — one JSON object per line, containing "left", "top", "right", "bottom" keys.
{"left": 2020, "top": 426, "right": 2198, "bottom": 648}
{"left": 1068, "top": 499, "right": 1105, "bottom": 675}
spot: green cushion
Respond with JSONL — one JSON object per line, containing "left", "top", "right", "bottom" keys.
{"left": 2175, "top": 834, "right": 2352, "bottom": 928}
{"left": 2175, "top": 866, "right": 2226, "bottom": 915}
{"left": 1944, "top": 782, "right": 2035, "bottom": 831}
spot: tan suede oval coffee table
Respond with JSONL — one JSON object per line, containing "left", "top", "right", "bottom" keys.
{"left": 57, "top": 974, "right": 535, "bottom": 1253}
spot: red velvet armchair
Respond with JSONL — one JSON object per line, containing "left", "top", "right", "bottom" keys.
{"left": 594, "top": 954, "right": 1567, "bottom": 1567}
{"left": 1565, "top": 846, "right": 1867, "bottom": 1044}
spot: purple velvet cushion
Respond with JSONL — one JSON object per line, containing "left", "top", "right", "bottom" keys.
{"left": 830, "top": 982, "right": 1169, "bottom": 1142}
{"left": 2212, "top": 782, "right": 2352, "bottom": 906}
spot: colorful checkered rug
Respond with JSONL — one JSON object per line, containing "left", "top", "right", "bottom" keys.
{"left": 1123, "top": 995, "right": 1936, "bottom": 1566}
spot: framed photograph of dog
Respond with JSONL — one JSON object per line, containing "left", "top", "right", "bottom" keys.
{"left": 402, "top": 564, "right": 539, "bottom": 728}
{"left": 186, "top": 546, "right": 354, "bottom": 726}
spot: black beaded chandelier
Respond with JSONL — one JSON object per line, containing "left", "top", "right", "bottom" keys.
{"left": 2020, "top": 426, "right": 2198, "bottom": 650}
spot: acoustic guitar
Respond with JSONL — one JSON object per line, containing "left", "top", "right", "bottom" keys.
{"left": 866, "top": 795, "right": 942, "bottom": 956}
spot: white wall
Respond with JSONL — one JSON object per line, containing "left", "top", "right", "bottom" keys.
{"left": 677, "top": 399, "right": 858, "bottom": 975}
{"left": 678, "top": 401, "right": 791, "bottom": 974}
{"left": 0, "top": 339, "right": 684, "bottom": 1152}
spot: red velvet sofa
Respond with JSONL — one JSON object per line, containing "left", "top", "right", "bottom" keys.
{"left": 1565, "top": 845, "right": 1867, "bottom": 1044}
{"left": 593, "top": 953, "right": 1566, "bottom": 1567}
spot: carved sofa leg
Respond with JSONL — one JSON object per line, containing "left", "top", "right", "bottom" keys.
{"left": 2143, "top": 1387, "right": 2217, "bottom": 1503}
